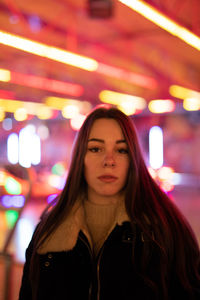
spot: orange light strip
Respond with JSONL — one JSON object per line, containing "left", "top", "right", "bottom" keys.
{"left": 0, "top": 30, "right": 157, "bottom": 89}
{"left": 99, "top": 89, "right": 146, "bottom": 108}
{"left": 99, "top": 89, "right": 147, "bottom": 115}
{"left": 169, "top": 85, "right": 200, "bottom": 99}
{"left": 119, "top": 0, "right": 200, "bottom": 51}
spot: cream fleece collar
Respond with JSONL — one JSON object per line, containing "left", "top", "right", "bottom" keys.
{"left": 38, "top": 199, "right": 130, "bottom": 254}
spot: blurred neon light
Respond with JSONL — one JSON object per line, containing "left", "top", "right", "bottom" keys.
{"left": 11, "top": 71, "right": 84, "bottom": 97}
{"left": 48, "top": 174, "right": 66, "bottom": 190}
{"left": 0, "top": 89, "right": 14, "bottom": 99}
{"left": 62, "top": 104, "right": 80, "bottom": 119}
{"left": 119, "top": 0, "right": 200, "bottom": 51}
{"left": 99, "top": 90, "right": 146, "bottom": 107}
{"left": 5, "top": 210, "right": 19, "bottom": 229}
{"left": 47, "top": 194, "right": 58, "bottom": 204}
{"left": 1, "top": 195, "right": 25, "bottom": 208}
{"left": 148, "top": 167, "right": 157, "bottom": 179}
{"left": 158, "top": 166, "right": 175, "bottom": 192}
{"left": 97, "top": 63, "right": 157, "bottom": 89}
{"left": 14, "top": 108, "right": 28, "bottom": 121}
{"left": 160, "top": 180, "right": 174, "bottom": 192}
{"left": 0, "top": 107, "right": 5, "bottom": 121}
{"left": 169, "top": 85, "right": 200, "bottom": 99}
{"left": 0, "top": 170, "right": 6, "bottom": 186}
{"left": 70, "top": 114, "right": 86, "bottom": 131}
{"left": 2, "top": 118, "right": 12, "bottom": 130}
{"left": 7, "top": 133, "right": 19, "bottom": 164}
{"left": 0, "top": 68, "right": 10, "bottom": 81}
{"left": 0, "top": 31, "right": 98, "bottom": 71}
{"left": 148, "top": 166, "right": 175, "bottom": 192}
{"left": 52, "top": 163, "right": 66, "bottom": 176}
{"left": 0, "top": 68, "right": 84, "bottom": 97}
{"left": 5, "top": 177, "right": 22, "bottom": 195}
{"left": 171, "top": 173, "right": 182, "bottom": 185}
{"left": 45, "top": 96, "right": 92, "bottom": 113}
{"left": 36, "top": 105, "right": 54, "bottom": 119}
{"left": 0, "top": 98, "right": 54, "bottom": 119}
{"left": 99, "top": 90, "right": 146, "bottom": 115}
{"left": 149, "top": 126, "right": 163, "bottom": 169}
{"left": 19, "top": 125, "right": 41, "bottom": 168}
{"left": 16, "top": 218, "right": 34, "bottom": 262}
{"left": 0, "top": 98, "right": 40, "bottom": 113}
{"left": 157, "top": 166, "right": 174, "bottom": 181}
{"left": 37, "top": 125, "right": 49, "bottom": 140}
{"left": 183, "top": 98, "right": 200, "bottom": 111}
{"left": 0, "top": 97, "right": 91, "bottom": 119}
{"left": 117, "top": 101, "right": 139, "bottom": 115}
{"left": 148, "top": 99, "right": 175, "bottom": 113}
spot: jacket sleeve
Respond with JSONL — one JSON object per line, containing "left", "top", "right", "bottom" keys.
{"left": 18, "top": 224, "right": 39, "bottom": 300}
{"left": 18, "top": 237, "right": 34, "bottom": 300}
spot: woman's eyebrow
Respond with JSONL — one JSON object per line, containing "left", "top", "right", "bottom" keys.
{"left": 88, "top": 138, "right": 104, "bottom": 143}
{"left": 116, "top": 139, "right": 126, "bottom": 144}
{"left": 88, "top": 138, "right": 126, "bottom": 144}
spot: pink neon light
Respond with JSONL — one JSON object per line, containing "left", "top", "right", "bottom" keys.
{"left": 10, "top": 72, "right": 84, "bottom": 97}
{"left": 97, "top": 63, "right": 157, "bottom": 89}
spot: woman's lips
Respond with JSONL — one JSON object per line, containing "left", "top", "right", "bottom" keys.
{"left": 98, "top": 175, "right": 118, "bottom": 183}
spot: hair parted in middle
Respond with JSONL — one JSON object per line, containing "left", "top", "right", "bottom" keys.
{"left": 30, "top": 105, "right": 200, "bottom": 299}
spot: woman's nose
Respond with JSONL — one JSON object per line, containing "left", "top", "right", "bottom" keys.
{"left": 103, "top": 153, "right": 116, "bottom": 167}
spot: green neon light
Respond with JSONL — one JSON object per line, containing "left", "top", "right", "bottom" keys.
{"left": 5, "top": 210, "right": 19, "bottom": 229}
{"left": 5, "top": 177, "right": 21, "bottom": 195}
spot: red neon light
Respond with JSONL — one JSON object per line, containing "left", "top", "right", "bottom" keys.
{"left": 0, "top": 89, "right": 15, "bottom": 99}
{"left": 10, "top": 72, "right": 84, "bottom": 97}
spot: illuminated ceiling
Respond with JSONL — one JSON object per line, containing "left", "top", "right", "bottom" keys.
{"left": 0, "top": 0, "right": 200, "bottom": 114}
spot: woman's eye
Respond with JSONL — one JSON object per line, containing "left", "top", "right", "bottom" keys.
{"left": 118, "top": 148, "right": 128, "bottom": 154}
{"left": 88, "top": 147, "right": 101, "bottom": 153}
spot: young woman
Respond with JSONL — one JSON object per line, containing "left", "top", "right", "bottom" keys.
{"left": 19, "top": 106, "right": 200, "bottom": 300}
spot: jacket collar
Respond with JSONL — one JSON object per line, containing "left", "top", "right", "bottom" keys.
{"left": 38, "top": 198, "right": 130, "bottom": 254}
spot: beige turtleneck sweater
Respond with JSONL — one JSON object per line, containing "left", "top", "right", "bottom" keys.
{"left": 84, "top": 200, "right": 118, "bottom": 256}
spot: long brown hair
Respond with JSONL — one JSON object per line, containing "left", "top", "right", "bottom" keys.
{"left": 31, "top": 106, "right": 200, "bottom": 298}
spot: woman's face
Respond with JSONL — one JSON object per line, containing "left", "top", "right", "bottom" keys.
{"left": 84, "top": 118, "right": 130, "bottom": 202}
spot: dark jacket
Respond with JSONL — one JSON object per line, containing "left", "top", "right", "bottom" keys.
{"left": 19, "top": 202, "right": 200, "bottom": 300}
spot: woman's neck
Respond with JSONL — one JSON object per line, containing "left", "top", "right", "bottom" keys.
{"left": 86, "top": 190, "right": 125, "bottom": 205}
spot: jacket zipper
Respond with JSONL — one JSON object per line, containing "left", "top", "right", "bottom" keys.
{"left": 96, "top": 241, "right": 107, "bottom": 300}
{"left": 96, "top": 225, "right": 134, "bottom": 300}
{"left": 79, "top": 235, "right": 93, "bottom": 300}
{"left": 80, "top": 234, "right": 105, "bottom": 300}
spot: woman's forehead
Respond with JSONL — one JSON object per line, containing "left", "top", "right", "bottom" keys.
{"left": 88, "top": 118, "right": 125, "bottom": 140}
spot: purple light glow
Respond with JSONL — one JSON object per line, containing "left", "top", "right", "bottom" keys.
{"left": 1, "top": 195, "right": 25, "bottom": 208}
{"left": 47, "top": 193, "right": 58, "bottom": 204}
